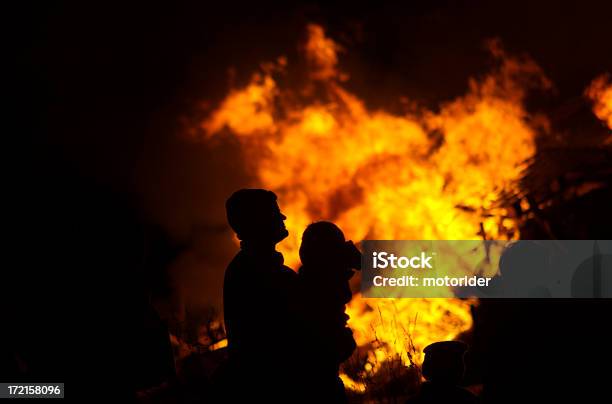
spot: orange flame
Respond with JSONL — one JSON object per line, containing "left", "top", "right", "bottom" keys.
{"left": 198, "top": 25, "right": 551, "bottom": 388}
{"left": 586, "top": 74, "right": 612, "bottom": 130}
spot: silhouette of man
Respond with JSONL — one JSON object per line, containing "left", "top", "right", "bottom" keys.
{"left": 409, "top": 341, "right": 477, "bottom": 404}
{"left": 222, "top": 189, "right": 300, "bottom": 400}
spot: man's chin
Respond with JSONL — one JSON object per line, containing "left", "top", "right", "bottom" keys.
{"left": 275, "top": 228, "right": 289, "bottom": 242}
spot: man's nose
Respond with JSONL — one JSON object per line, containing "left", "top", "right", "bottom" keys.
{"left": 280, "top": 213, "right": 287, "bottom": 220}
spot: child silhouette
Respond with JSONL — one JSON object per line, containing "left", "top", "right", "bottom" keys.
{"left": 298, "top": 221, "right": 361, "bottom": 401}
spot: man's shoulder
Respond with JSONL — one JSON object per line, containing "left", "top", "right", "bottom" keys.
{"left": 280, "top": 265, "right": 298, "bottom": 281}
{"left": 224, "top": 252, "right": 249, "bottom": 282}
{"left": 273, "top": 265, "right": 298, "bottom": 285}
{"left": 225, "top": 252, "right": 295, "bottom": 281}
{"left": 280, "top": 264, "right": 297, "bottom": 275}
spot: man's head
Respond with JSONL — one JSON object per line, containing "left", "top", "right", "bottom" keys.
{"left": 225, "top": 189, "right": 288, "bottom": 243}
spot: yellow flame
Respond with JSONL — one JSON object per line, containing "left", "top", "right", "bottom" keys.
{"left": 339, "top": 373, "right": 367, "bottom": 393}
{"left": 198, "top": 25, "right": 550, "bottom": 389}
{"left": 210, "top": 338, "right": 228, "bottom": 351}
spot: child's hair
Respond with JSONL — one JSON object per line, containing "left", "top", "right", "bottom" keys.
{"left": 299, "top": 221, "right": 346, "bottom": 266}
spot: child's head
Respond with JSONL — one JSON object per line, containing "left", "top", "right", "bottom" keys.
{"left": 299, "top": 221, "right": 346, "bottom": 267}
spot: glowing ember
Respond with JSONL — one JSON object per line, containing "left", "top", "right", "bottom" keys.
{"left": 586, "top": 74, "right": 612, "bottom": 130}
{"left": 197, "top": 24, "right": 551, "bottom": 388}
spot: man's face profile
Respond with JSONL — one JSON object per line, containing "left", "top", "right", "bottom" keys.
{"left": 269, "top": 202, "right": 289, "bottom": 243}
{"left": 226, "top": 189, "right": 289, "bottom": 244}
{"left": 241, "top": 199, "right": 288, "bottom": 243}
